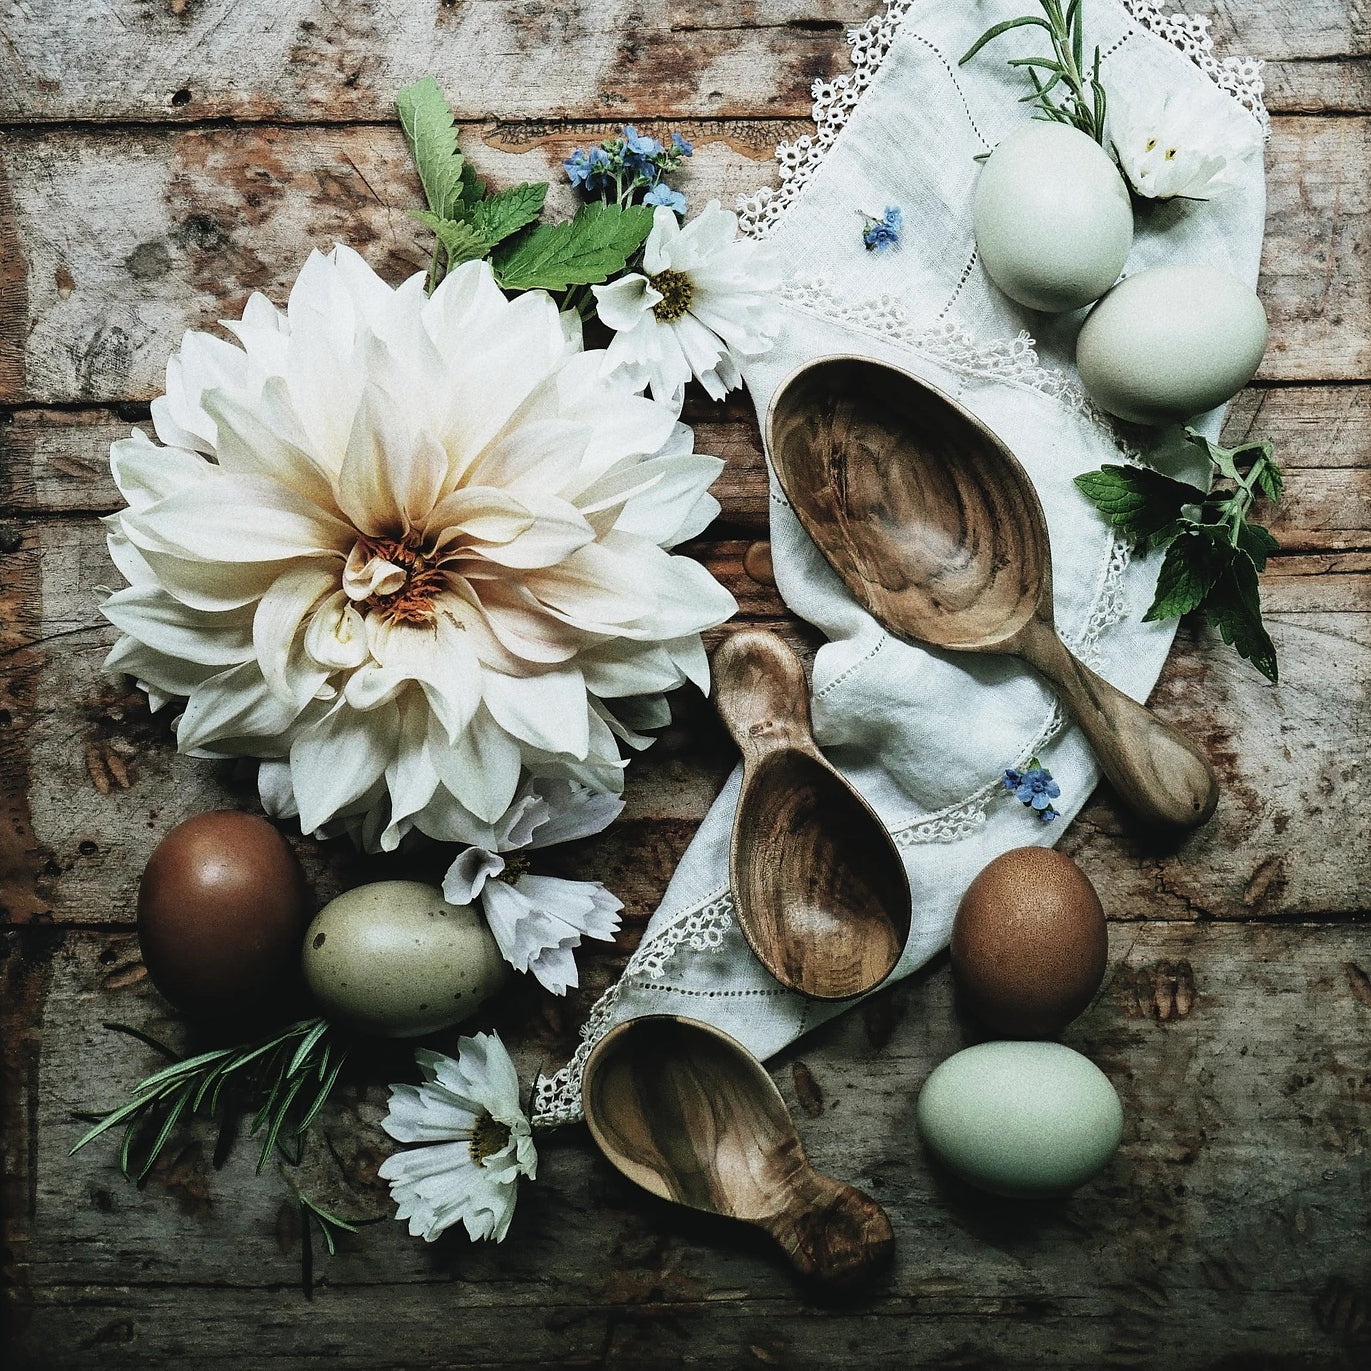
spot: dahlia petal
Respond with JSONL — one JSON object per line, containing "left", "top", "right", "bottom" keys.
{"left": 252, "top": 563, "right": 338, "bottom": 700}
{"left": 290, "top": 704, "right": 398, "bottom": 834}
{"left": 430, "top": 706, "right": 522, "bottom": 823}
{"left": 101, "top": 585, "right": 253, "bottom": 667}
{"left": 176, "top": 661, "right": 311, "bottom": 753}
{"left": 304, "top": 589, "right": 369, "bottom": 669}
{"left": 482, "top": 667, "right": 591, "bottom": 759}
{"left": 336, "top": 383, "right": 422, "bottom": 536}
{"left": 109, "top": 430, "right": 212, "bottom": 512}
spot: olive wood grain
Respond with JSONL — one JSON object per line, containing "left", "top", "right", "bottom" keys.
{"left": 765, "top": 356, "right": 1220, "bottom": 830}
{"left": 712, "top": 628, "right": 912, "bottom": 1000}
{"left": 581, "top": 1015, "right": 895, "bottom": 1290}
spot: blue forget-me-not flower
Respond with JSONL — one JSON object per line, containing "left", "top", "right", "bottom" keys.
{"left": 860, "top": 204, "right": 902, "bottom": 252}
{"left": 1003, "top": 757, "right": 1062, "bottom": 823}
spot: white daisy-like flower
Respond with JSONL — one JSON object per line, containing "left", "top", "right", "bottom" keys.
{"left": 101, "top": 246, "right": 736, "bottom": 849}
{"left": 592, "top": 201, "right": 780, "bottom": 406}
{"left": 442, "top": 777, "right": 625, "bottom": 996}
{"left": 378, "top": 1033, "right": 537, "bottom": 1244}
{"left": 1107, "top": 81, "right": 1263, "bottom": 201}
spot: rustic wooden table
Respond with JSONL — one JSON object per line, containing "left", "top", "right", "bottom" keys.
{"left": 2, "top": 2, "right": 1368, "bottom": 1367}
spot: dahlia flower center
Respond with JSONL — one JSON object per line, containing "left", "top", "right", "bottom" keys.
{"left": 353, "top": 533, "right": 446, "bottom": 624}
{"left": 649, "top": 269, "right": 694, "bottom": 323}
{"left": 470, "top": 1111, "right": 512, "bottom": 1165}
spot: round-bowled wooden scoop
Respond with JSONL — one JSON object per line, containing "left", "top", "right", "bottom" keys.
{"left": 712, "top": 628, "right": 912, "bottom": 1000}
{"left": 765, "top": 356, "right": 1219, "bottom": 830}
{"left": 581, "top": 1015, "right": 895, "bottom": 1289}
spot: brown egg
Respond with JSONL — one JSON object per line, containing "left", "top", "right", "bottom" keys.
{"left": 951, "top": 846, "right": 1107, "bottom": 1038}
{"left": 137, "top": 810, "right": 309, "bottom": 1018}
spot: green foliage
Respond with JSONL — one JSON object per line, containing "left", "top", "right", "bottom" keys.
{"left": 71, "top": 1018, "right": 347, "bottom": 1181}
{"left": 1074, "top": 429, "right": 1284, "bottom": 682}
{"left": 493, "top": 201, "right": 654, "bottom": 292}
{"left": 961, "top": 0, "right": 1108, "bottom": 144}
{"left": 396, "top": 77, "right": 550, "bottom": 290}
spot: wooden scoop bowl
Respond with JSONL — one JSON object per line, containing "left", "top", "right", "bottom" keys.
{"left": 581, "top": 1015, "right": 895, "bottom": 1289}
{"left": 713, "top": 628, "right": 911, "bottom": 1000}
{"left": 765, "top": 356, "right": 1219, "bottom": 830}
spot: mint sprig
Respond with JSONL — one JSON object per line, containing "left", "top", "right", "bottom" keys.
{"left": 1074, "top": 430, "right": 1283, "bottom": 682}
{"left": 396, "top": 77, "right": 549, "bottom": 291}
{"left": 493, "top": 201, "right": 653, "bottom": 292}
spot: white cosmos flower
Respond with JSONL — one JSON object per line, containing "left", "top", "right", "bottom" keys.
{"left": 379, "top": 1034, "right": 536, "bottom": 1243}
{"left": 101, "top": 246, "right": 736, "bottom": 848}
{"left": 442, "top": 777, "right": 624, "bottom": 996}
{"left": 1107, "top": 81, "right": 1264, "bottom": 201}
{"left": 592, "top": 202, "right": 780, "bottom": 407}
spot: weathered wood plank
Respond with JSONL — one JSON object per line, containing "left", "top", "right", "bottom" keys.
{"left": 1, "top": 116, "right": 1367, "bottom": 406}
{"left": 0, "top": 519, "right": 1365, "bottom": 929}
{"left": 5, "top": 920, "right": 1370, "bottom": 1368}
{"left": 5, "top": 391, "right": 1368, "bottom": 556}
{"left": 1, "top": 0, "right": 1362, "bottom": 124}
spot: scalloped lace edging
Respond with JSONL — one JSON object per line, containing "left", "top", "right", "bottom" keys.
{"left": 736, "top": 0, "right": 1267, "bottom": 240}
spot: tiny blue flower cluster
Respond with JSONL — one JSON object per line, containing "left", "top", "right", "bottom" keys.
{"left": 1003, "top": 758, "right": 1062, "bottom": 823}
{"left": 861, "top": 205, "right": 903, "bottom": 252}
{"left": 564, "top": 127, "right": 693, "bottom": 213}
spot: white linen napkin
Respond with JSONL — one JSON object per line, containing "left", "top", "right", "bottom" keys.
{"left": 534, "top": 0, "right": 1267, "bottom": 1123}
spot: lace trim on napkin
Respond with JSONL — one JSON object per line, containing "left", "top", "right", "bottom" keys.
{"left": 736, "top": 0, "right": 1268, "bottom": 239}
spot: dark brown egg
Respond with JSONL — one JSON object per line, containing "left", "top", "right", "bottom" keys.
{"left": 137, "top": 810, "right": 308, "bottom": 1018}
{"left": 951, "top": 846, "right": 1107, "bottom": 1038}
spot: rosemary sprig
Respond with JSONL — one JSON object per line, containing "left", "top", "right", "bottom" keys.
{"left": 71, "top": 1017, "right": 348, "bottom": 1181}
{"left": 961, "top": 0, "right": 1108, "bottom": 145}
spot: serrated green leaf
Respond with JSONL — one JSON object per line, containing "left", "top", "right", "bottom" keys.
{"left": 1143, "top": 529, "right": 1227, "bottom": 622}
{"left": 1074, "top": 464, "right": 1205, "bottom": 551}
{"left": 1203, "top": 551, "right": 1278, "bottom": 682}
{"left": 409, "top": 210, "right": 490, "bottom": 270}
{"left": 396, "top": 76, "right": 466, "bottom": 219}
{"left": 1254, "top": 455, "right": 1284, "bottom": 503}
{"left": 1236, "top": 520, "right": 1280, "bottom": 572}
{"left": 493, "top": 201, "right": 653, "bottom": 292}
{"left": 457, "top": 160, "right": 486, "bottom": 212}
{"left": 470, "top": 182, "right": 549, "bottom": 249}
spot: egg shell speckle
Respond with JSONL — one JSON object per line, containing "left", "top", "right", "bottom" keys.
{"left": 917, "top": 1041, "right": 1123, "bottom": 1197}
{"left": 1076, "top": 265, "right": 1268, "bottom": 424}
{"left": 302, "top": 880, "right": 507, "bottom": 1037}
{"left": 973, "top": 122, "right": 1134, "bottom": 313}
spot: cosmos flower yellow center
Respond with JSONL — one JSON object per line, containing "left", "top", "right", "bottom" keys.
{"left": 470, "top": 1111, "right": 512, "bottom": 1165}
{"left": 649, "top": 268, "right": 694, "bottom": 323}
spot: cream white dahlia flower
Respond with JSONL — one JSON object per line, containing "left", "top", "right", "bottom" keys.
{"left": 592, "top": 202, "right": 780, "bottom": 406}
{"left": 1107, "top": 82, "right": 1263, "bottom": 201}
{"left": 102, "top": 247, "right": 735, "bottom": 848}
{"left": 379, "top": 1034, "right": 536, "bottom": 1243}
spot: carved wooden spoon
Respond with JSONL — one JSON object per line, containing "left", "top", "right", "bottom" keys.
{"left": 765, "top": 356, "right": 1219, "bottom": 830}
{"left": 713, "top": 628, "right": 912, "bottom": 1000}
{"left": 581, "top": 1015, "right": 895, "bottom": 1289}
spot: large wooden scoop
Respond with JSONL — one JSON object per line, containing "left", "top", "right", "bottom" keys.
{"left": 765, "top": 356, "right": 1219, "bottom": 830}
{"left": 713, "top": 628, "right": 911, "bottom": 1001}
{"left": 581, "top": 1015, "right": 895, "bottom": 1289}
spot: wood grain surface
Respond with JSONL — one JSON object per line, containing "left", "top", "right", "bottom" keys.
{"left": 2, "top": 0, "right": 1368, "bottom": 1367}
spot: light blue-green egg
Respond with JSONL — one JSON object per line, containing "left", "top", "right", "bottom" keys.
{"left": 1076, "top": 265, "right": 1268, "bottom": 424}
{"left": 916, "top": 1041, "right": 1123, "bottom": 1197}
{"left": 973, "top": 122, "right": 1133, "bottom": 313}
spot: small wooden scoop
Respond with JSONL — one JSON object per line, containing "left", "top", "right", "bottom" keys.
{"left": 713, "top": 628, "right": 912, "bottom": 1000}
{"left": 581, "top": 1015, "right": 895, "bottom": 1288}
{"left": 765, "top": 356, "right": 1219, "bottom": 830}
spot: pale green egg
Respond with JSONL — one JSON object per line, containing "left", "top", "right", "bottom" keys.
{"left": 302, "top": 880, "right": 508, "bottom": 1037}
{"left": 916, "top": 1041, "right": 1123, "bottom": 1197}
{"left": 1075, "top": 265, "right": 1268, "bottom": 424}
{"left": 973, "top": 123, "right": 1134, "bottom": 313}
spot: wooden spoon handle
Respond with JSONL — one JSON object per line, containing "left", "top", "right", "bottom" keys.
{"left": 712, "top": 629, "right": 818, "bottom": 762}
{"left": 755, "top": 1169, "right": 895, "bottom": 1289}
{"left": 1016, "top": 617, "right": 1219, "bottom": 829}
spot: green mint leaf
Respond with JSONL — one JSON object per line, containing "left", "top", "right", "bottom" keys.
{"left": 1074, "top": 464, "right": 1205, "bottom": 552}
{"left": 396, "top": 76, "right": 466, "bottom": 219}
{"left": 1143, "top": 529, "right": 1229, "bottom": 622}
{"left": 470, "top": 182, "right": 549, "bottom": 249}
{"left": 1254, "top": 453, "right": 1284, "bottom": 503}
{"left": 409, "top": 210, "right": 489, "bottom": 269}
{"left": 1235, "top": 519, "right": 1280, "bottom": 572}
{"left": 493, "top": 201, "right": 653, "bottom": 292}
{"left": 1202, "top": 551, "right": 1279, "bottom": 683}
{"left": 457, "top": 160, "right": 486, "bottom": 212}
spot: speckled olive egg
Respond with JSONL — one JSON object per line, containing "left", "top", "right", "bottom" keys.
{"left": 137, "top": 810, "right": 309, "bottom": 1018}
{"left": 973, "top": 122, "right": 1134, "bottom": 313}
{"left": 302, "top": 881, "right": 508, "bottom": 1037}
{"left": 951, "top": 846, "right": 1107, "bottom": 1037}
{"left": 917, "top": 1041, "right": 1123, "bottom": 1197}
{"left": 1076, "top": 265, "right": 1268, "bottom": 423}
